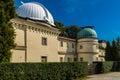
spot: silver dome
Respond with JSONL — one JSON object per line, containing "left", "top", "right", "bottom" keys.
{"left": 17, "top": 2, "right": 55, "bottom": 26}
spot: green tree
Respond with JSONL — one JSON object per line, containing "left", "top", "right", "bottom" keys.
{"left": 105, "top": 41, "right": 112, "bottom": 61}
{"left": 111, "top": 40, "right": 117, "bottom": 61}
{"left": 0, "top": 0, "right": 16, "bottom": 62}
{"left": 54, "top": 21, "right": 64, "bottom": 29}
{"left": 115, "top": 37, "right": 120, "bottom": 60}
{"left": 54, "top": 21, "right": 68, "bottom": 37}
{"left": 65, "top": 25, "right": 81, "bottom": 39}
{"left": 105, "top": 37, "right": 120, "bottom": 61}
{"left": 54, "top": 21, "right": 81, "bottom": 39}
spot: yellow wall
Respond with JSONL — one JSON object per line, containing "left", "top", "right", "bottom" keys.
{"left": 11, "top": 50, "right": 25, "bottom": 62}
{"left": 11, "top": 18, "right": 106, "bottom": 63}
{"left": 77, "top": 38, "right": 99, "bottom": 63}
{"left": 58, "top": 37, "right": 75, "bottom": 62}
{"left": 27, "top": 26, "right": 59, "bottom": 62}
{"left": 11, "top": 18, "right": 60, "bottom": 62}
{"left": 58, "top": 37, "right": 75, "bottom": 53}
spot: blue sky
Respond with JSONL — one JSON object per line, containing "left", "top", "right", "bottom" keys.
{"left": 14, "top": 0, "right": 120, "bottom": 41}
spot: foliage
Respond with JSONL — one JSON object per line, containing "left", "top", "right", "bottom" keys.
{"left": 54, "top": 21, "right": 64, "bottom": 29}
{"left": 55, "top": 21, "right": 81, "bottom": 39}
{"left": 0, "top": 0, "right": 16, "bottom": 62}
{"left": 102, "top": 62, "right": 113, "bottom": 73}
{"left": 54, "top": 21, "right": 68, "bottom": 37}
{"left": 65, "top": 25, "right": 81, "bottom": 39}
{"left": 93, "top": 61, "right": 120, "bottom": 74}
{"left": 0, "top": 62, "right": 88, "bottom": 80}
{"left": 105, "top": 41, "right": 112, "bottom": 61}
{"left": 112, "top": 61, "right": 120, "bottom": 71}
{"left": 105, "top": 37, "right": 120, "bottom": 61}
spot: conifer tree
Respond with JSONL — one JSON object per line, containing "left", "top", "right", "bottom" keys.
{"left": 111, "top": 40, "right": 117, "bottom": 61}
{"left": 115, "top": 37, "right": 120, "bottom": 61}
{"left": 105, "top": 37, "right": 120, "bottom": 61}
{"left": 0, "top": 0, "right": 16, "bottom": 62}
{"left": 105, "top": 41, "right": 112, "bottom": 61}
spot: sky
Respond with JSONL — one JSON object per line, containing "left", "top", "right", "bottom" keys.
{"left": 14, "top": 0, "right": 120, "bottom": 41}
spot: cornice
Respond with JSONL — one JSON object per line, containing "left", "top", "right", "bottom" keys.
{"left": 11, "top": 18, "right": 60, "bottom": 36}
{"left": 58, "top": 36, "right": 76, "bottom": 42}
{"left": 58, "top": 51, "right": 75, "bottom": 55}
{"left": 77, "top": 52, "right": 99, "bottom": 54}
{"left": 14, "top": 46, "right": 26, "bottom": 50}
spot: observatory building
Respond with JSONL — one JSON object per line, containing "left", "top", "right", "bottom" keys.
{"left": 11, "top": 2, "right": 106, "bottom": 63}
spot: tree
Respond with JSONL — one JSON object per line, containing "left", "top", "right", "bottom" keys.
{"left": 65, "top": 25, "right": 81, "bottom": 39}
{"left": 54, "top": 21, "right": 81, "bottom": 39}
{"left": 105, "top": 37, "right": 120, "bottom": 61}
{"left": 115, "top": 37, "right": 120, "bottom": 60}
{"left": 0, "top": 0, "right": 16, "bottom": 62}
{"left": 105, "top": 41, "right": 112, "bottom": 61}
{"left": 54, "top": 21, "right": 68, "bottom": 37}
{"left": 54, "top": 21, "right": 64, "bottom": 29}
{"left": 111, "top": 40, "right": 117, "bottom": 61}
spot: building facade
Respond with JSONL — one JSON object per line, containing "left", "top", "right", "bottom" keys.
{"left": 11, "top": 2, "right": 106, "bottom": 63}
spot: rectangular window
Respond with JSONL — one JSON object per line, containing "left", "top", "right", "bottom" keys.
{"left": 60, "top": 41, "right": 63, "bottom": 47}
{"left": 80, "top": 57, "right": 83, "bottom": 62}
{"left": 67, "top": 57, "right": 72, "bottom": 62}
{"left": 60, "top": 57, "right": 63, "bottom": 62}
{"left": 72, "top": 43, "right": 74, "bottom": 48}
{"left": 41, "top": 56, "right": 47, "bottom": 62}
{"left": 80, "top": 45, "right": 83, "bottom": 49}
{"left": 42, "top": 37, "right": 47, "bottom": 45}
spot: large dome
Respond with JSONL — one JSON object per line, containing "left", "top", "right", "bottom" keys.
{"left": 77, "top": 27, "right": 97, "bottom": 39}
{"left": 17, "top": 2, "right": 55, "bottom": 26}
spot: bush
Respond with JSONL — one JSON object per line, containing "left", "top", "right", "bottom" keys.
{"left": 102, "top": 61, "right": 113, "bottom": 73}
{"left": 93, "top": 61, "right": 120, "bottom": 74}
{"left": 112, "top": 61, "right": 120, "bottom": 71}
{"left": 0, "top": 62, "right": 88, "bottom": 80}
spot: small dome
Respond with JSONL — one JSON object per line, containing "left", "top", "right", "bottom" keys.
{"left": 77, "top": 27, "right": 97, "bottom": 39}
{"left": 17, "top": 2, "right": 55, "bottom": 26}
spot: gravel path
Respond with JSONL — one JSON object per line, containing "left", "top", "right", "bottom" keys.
{"left": 86, "top": 72, "right": 120, "bottom": 80}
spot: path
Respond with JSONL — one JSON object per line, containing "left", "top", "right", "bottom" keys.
{"left": 86, "top": 72, "right": 120, "bottom": 80}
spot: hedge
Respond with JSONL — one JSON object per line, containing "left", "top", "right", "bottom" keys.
{"left": 112, "top": 61, "right": 120, "bottom": 71}
{"left": 93, "top": 61, "right": 120, "bottom": 74}
{"left": 0, "top": 62, "right": 88, "bottom": 80}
